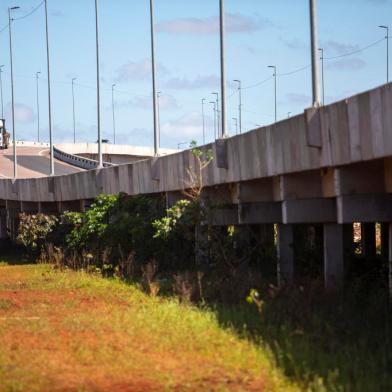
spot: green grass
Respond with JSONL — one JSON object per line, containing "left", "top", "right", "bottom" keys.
{"left": 0, "top": 263, "right": 298, "bottom": 392}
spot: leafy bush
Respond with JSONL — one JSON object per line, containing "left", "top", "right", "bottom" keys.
{"left": 17, "top": 213, "right": 58, "bottom": 253}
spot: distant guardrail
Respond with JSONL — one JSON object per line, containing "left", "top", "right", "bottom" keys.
{"left": 53, "top": 147, "right": 114, "bottom": 170}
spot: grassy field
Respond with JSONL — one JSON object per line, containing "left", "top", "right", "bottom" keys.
{"left": 0, "top": 263, "right": 299, "bottom": 392}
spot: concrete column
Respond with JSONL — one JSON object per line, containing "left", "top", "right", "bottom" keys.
{"left": 343, "top": 223, "right": 354, "bottom": 257}
{"left": 277, "top": 224, "right": 294, "bottom": 286}
{"left": 0, "top": 209, "right": 7, "bottom": 239}
{"left": 388, "top": 224, "right": 392, "bottom": 302}
{"left": 361, "top": 223, "right": 376, "bottom": 257}
{"left": 381, "top": 223, "right": 389, "bottom": 259}
{"left": 195, "top": 224, "right": 209, "bottom": 266}
{"left": 324, "top": 224, "right": 344, "bottom": 290}
{"left": 260, "top": 224, "right": 275, "bottom": 247}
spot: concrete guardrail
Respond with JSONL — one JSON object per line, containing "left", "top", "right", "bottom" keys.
{"left": 53, "top": 146, "right": 114, "bottom": 170}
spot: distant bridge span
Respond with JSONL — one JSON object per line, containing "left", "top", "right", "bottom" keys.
{"left": 1, "top": 82, "right": 392, "bottom": 291}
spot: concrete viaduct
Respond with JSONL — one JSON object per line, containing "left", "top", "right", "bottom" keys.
{"left": 1, "top": 82, "right": 392, "bottom": 292}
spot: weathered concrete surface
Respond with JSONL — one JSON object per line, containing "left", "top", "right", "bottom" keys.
{"left": 0, "top": 82, "right": 391, "bottom": 211}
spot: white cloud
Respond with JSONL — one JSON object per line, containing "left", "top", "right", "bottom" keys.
{"left": 6, "top": 103, "right": 35, "bottom": 124}
{"left": 327, "top": 58, "right": 366, "bottom": 71}
{"left": 164, "top": 75, "right": 220, "bottom": 90}
{"left": 115, "top": 59, "right": 169, "bottom": 82}
{"left": 323, "top": 40, "right": 360, "bottom": 55}
{"left": 286, "top": 93, "right": 311, "bottom": 105}
{"left": 157, "top": 13, "right": 270, "bottom": 35}
{"left": 161, "top": 112, "right": 203, "bottom": 138}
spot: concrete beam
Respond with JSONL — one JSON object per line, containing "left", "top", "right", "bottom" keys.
{"left": 210, "top": 206, "right": 238, "bottom": 226}
{"left": 337, "top": 194, "right": 392, "bottom": 223}
{"left": 282, "top": 198, "right": 336, "bottom": 224}
{"left": 277, "top": 224, "right": 294, "bottom": 286}
{"left": 239, "top": 202, "right": 282, "bottom": 225}
{"left": 278, "top": 170, "right": 323, "bottom": 201}
{"left": 237, "top": 178, "right": 274, "bottom": 203}
{"left": 324, "top": 224, "right": 344, "bottom": 290}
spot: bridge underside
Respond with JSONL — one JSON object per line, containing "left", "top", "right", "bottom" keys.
{"left": 1, "top": 82, "right": 392, "bottom": 293}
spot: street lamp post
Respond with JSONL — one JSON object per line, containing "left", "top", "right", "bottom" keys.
{"left": 309, "top": 0, "right": 321, "bottom": 107}
{"left": 233, "top": 79, "right": 242, "bottom": 134}
{"left": 201, "top": 98, "right": 206, "bottom": 144}
{"left": 268, "top": 65, "right": 277, "bottom": 123}
{"left": 0, "top": 65, "right": 4, "bottom": 119}
{"left": 112, "top": 84, "right": 116, "bottom": 144}
{"left": 149, "top": 0, "right": 159, "bottom": 156}
{"left": 379, "top": 25, "right": 389, "bottom": 83}
{"left": 318, "top": 48, "right": 325, "bottom": 105}
{"left": 219, "top": 0, "right": 227, "bottom": 138}
{"left": 44, "top": 0, "right": 54, "bottom": 175}
{"left": 94, "top": 0, "right": 103, "bottom": 168}
{"left": 212, "top": 92, "right": 220, "bottom": 137}
{"left": 36, "top": 71, "right": 41, "bottom": 142}
{"left": 210, "top": 101, "right": 217, "bottom": 140}
{"left": 8, "top": 6, "right": 20, "bottom": 180}
{"left": 157, "top": 91, "right": 161, "bottom": 147}
{"left": 72, "top": 78, "right": 77, "bottom": 143}
{"left": 232, "top": 117, "right": 238, "bottom": 134}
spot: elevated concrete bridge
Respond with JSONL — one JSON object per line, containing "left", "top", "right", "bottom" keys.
{"left": 1, "top": 82, "right": 392, "bottom": 292}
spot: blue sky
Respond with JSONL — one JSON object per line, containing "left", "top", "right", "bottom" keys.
{"left": 0, "top": 0, "right": 391, "bottom": 148}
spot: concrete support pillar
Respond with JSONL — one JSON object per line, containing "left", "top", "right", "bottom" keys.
{"left": 324, "top": 224, "right": 344, "bottom": 290}
{"left": 388, "top": 224, "right": 392, "bottom": 302}
{"left": 277, "top": 224, "right": 294, "bottom": 286}
{"left": 381, "top": 223, "right": 389, "bottom": 259}
{"left": 361, "top": 223, "right": 376, "bottom": 257}
{"left": 0, "top": 209, "right": 7, "bottom": 239}
{"left": 260, "top": 224, "right": 275, "bottom": 247}
{"left": 343, "top": 223, "right": 354, "bottom": 257}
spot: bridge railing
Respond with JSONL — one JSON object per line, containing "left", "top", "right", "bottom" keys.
{"left": 53, "top": 146, "right": 114, "bottom": 170}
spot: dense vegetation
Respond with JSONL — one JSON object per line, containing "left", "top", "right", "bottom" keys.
{"left": 13, "top": 145, "right": 392, "bottom": 391}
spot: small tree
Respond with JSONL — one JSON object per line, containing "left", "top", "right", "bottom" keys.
{"left": 17, "top": 213, "right": 58, "bottom": 254}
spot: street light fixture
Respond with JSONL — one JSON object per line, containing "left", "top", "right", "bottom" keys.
{"left": 94, "top": 0, "right": 103, "bottom": 168}
{"left": 232, "top": 117, "right": 238, "bottom": 134}
{"left": 8, "top": 6, "right": 20, "bottom": 180}
{"left": 219, "top": 0, "right": 227, "bottom": 139}
{"left": 318, "top": 48, "right": 325, "bottom": 105}
{"left": 379, "top": 25, "right": 389, "bottom": 83}
{"left": 268, "top": 65, "right": 277, "bottom": 123}
{"left": 210, "top": 101, "right": 217, "bottom": 140}
{"left": 287, "top": 112, "right": 292, "bottom": 118}
{"left": 233, "top": 79, "right": 242, "bottom": 134}
{"left": 150, "top": 0, "right": 159, "bottom": 156}
{"left": 0, "top": 65, "right": 4, "bottom": 120}
{"left": 72, "top": 78, "right": 77, "bottom": 143}
{"left": 36, "top": 71, "right": 41, "bottom": 142}
{"left": 44, "top": 0, "right": 54, "bottom": 175}
{"left": 212, "top": 92, "right": 220, "bottom": 136}
{"left": 201, "top": 98, "right": 206, "bottom": 144}
{"left": 157, "top": 91, "right": 161, "bottom": 147}
{"left": 112, "top": 84, "right": 116, "bottom": 144}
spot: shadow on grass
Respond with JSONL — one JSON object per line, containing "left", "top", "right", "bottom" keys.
{"left": 0, "top": 240, "right": 35, "bottom": 265}
{"left": 212, "top": 263, "right": 392, "bottom": 391}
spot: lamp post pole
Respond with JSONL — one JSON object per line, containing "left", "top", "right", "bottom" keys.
{"left": 212, "top": 92, "right": 220, "bottom": 137}
{"left": 44, "top": 0, "right": 54, "bottom": 175}
{"left": 94, "top": 0, "right": 103, "bottom": 168}
{"left": 219, "top": 0, "right": 227, "bottom": 138}
{"left": 150, "top": 0, "right": 159, "bottom": 156}
{"left": 379, "top": 25, "right": 389, "bottom": 83}
{"left": 210, "top": 101, "right": 217, "bottom": 140}
{"left": 0, "top": 66, "right": 4, "bottom": 120}
{"left": 268, "top": 65, "right": 277, "bottom": 123}
{"left": 36, "top": 71, "right": 41, "bottom": 142}
{"left": 112, "top": 84, "right": 116, "bottom": 144}
{"left": 72, "top": 78, "right": 77, "bottom": 143}
{"left": 232, "top": 117, "right": 238, "bottom": 134}
{"left": 233, "top": 79, "right": 242, "bottom": 134}
{"left": 201, "top": 98, "right": 206, "bottom": 144}
{"left": 8, "top": 6, "right": 20, "bottom": 180}
{"left": 318, "top": 48, "right": 325, "bottom": 105}
{"left": 309, "top": 0, "right": 321, "bottom": 107}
